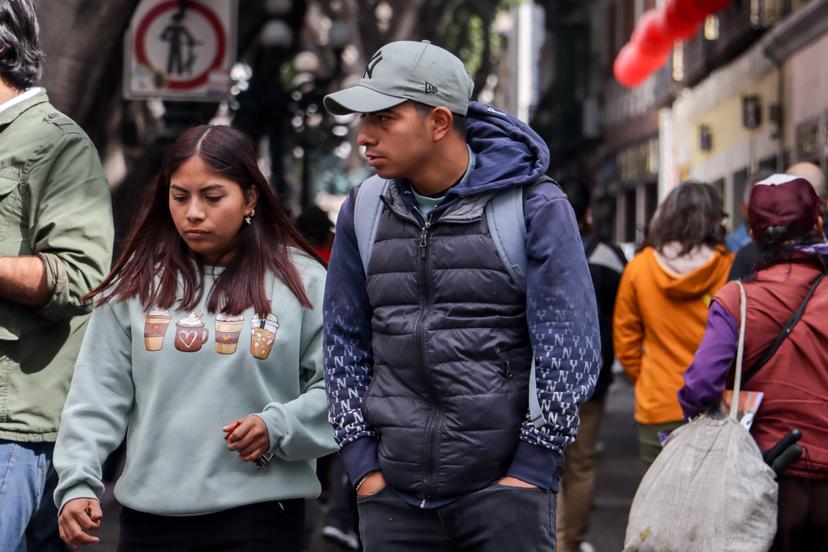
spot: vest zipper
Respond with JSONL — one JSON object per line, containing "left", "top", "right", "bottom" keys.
{"left": 415, "top": 215, "right": 484, "bottom": 503}
{"left": 416, "top": 216, "right": 440, "bottom": 505}
{"left": 390, "top": 203, "right": 484, "bottom": 505}
{"left": 420, "top": 409, "right": 438, "bottom": 507}
{"left": 419, "top": 221, "right": 431, "bottom": 255}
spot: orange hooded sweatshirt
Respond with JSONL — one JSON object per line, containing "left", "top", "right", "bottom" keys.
{"left": 613, "top": 246, "right": 733, "bottom": 424}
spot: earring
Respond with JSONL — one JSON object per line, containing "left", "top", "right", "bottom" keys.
{"left": 244, "top": 208, "right": 255, "bottom": 226}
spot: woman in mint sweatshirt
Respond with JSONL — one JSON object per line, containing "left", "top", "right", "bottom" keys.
{"left": 53, "top": 125, "right": 336, "bottom": 551}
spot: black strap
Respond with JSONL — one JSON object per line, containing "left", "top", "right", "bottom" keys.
{"left": 743, "top": 271, "right": 827, "bottom": 384}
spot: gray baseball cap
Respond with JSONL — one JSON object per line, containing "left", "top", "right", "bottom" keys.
{"left": 324, "top": 40, "right": 474, "bottom": 116}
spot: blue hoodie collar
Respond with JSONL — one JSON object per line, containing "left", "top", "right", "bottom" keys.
{"left": 446, "top": 102, "right": 550, "bottom": 198}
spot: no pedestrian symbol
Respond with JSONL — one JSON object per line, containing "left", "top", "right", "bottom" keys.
{"left": 124, "top": 0, "right": 237, "bottom": 101}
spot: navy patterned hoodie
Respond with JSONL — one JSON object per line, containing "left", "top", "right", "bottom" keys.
{"left": 323, "top": 102, "right": 600, "bottom": 498}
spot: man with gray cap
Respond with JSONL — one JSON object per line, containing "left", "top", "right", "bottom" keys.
{"left": 322, "top": 40, "right": 599, "bottom": 551}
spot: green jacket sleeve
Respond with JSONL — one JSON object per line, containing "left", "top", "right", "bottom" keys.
{"left": 256, "top": 264, "right": 337, "bottom": 462}
{"left": 27, "top": 131, "right": 113, "bottom": 320}
{"left": 53, "top": 299, "right": 134, "bottom": 510}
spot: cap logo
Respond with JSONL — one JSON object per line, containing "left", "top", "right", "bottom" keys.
{"left": 424, "top": 82, "right": 438, "bottom": 94}
{"left": 364, "top": 51, "right": 383, "bottom": 79}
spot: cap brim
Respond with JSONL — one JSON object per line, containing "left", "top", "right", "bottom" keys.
{"left": 323, "top": 85, "right": 407, "bottom": 115}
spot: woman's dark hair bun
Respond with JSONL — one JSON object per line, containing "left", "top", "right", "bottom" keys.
{"left": 761, "top": 225, "right": 791, "bottom": 245}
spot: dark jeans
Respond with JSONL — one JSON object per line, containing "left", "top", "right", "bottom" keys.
{"left": 117, "top": 499, "right": 304, "bottom": 552}
{"left": 357, "top": 483, "right": 556, "bottom": 552}
{"left": 772, "top": 476, "right": 828, "bottom": 552}
{"left": 326, "top": 454, "right": 358, "bottom": 531}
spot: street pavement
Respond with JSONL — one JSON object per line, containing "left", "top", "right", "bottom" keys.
{"left": 582, "top": 378, "right": 642, "bottom": 551}
{"left": 86, "top": 379, "right": 641, "bottom": 552}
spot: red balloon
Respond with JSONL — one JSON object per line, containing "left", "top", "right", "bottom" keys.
{"left": 614, "top": 45, "right": 648, "bottom": 87}
{"left": 674, "top": 0, "right": 708, "bottom": 22}
{"left": 614, "top": 43, "right": 669, "bottom": 88}
{"left": 634, "top": 9, "right": 673, "bottom": 57}
{"left": 664, "top": 0, "right": 701, "bottom": 40}
{"left": 636, "top": 42, "right": 670, "bottom": 71}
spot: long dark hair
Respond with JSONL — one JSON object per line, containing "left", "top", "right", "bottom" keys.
{"left": 646, "top": 181, "right": 726, "bottom": 255}
{"left": 0, "top": 0, "right": 43, "bottom": 89}
{"left": 753, "top": 225, "right": 825, "bottom": 274}
{"left": 88, "top": 125, "right": 320, "bottom": 314}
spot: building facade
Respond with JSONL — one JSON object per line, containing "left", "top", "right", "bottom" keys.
{"left": 540, "top": 0, "right": 827, "bottom": 244}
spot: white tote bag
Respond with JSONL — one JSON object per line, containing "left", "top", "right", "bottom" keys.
{"left": 623, "top": 282, "right": 778, "bottom": 552}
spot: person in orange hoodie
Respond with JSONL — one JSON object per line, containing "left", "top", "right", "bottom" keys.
{"left": 613, "top": 181, "right": 733, "bottom": 467}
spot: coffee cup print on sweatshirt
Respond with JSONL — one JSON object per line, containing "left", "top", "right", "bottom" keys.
{"left": 175, "top": 310, "right": 209, "bottom": 352}
{"left": 250, "top": 314, "right": 279, "bottom": 360}
{"left": 215, "top": 313, "right": 245, "bottom": 354}
{"left": 144, "top": 308, "right": 171, "bottom": 351}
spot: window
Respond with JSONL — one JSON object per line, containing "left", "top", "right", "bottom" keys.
{"left": 645, "top": 182, "right": 658, "bottom": 227}
{"left": 625, "top": 188, "right": 637, "bottom": 243}
{"left": 751, "top": 0, "right": 782, "bottom": 27}
{"left": 732, "top": 169, "right": 748, "bottom": 228}
{"left": 623, "top": 0, "right": 635, "bottom": 44}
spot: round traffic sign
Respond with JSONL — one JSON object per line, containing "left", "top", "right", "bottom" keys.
{"left": 134, "top": 0, "right": 226, "bottom": 90}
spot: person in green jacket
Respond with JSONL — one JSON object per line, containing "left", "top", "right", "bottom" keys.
{"left": 53, "top": 124, "right": 336, "bottom": 551}
{"left": 0, "top": 2, "right": 114, "bottom": 551}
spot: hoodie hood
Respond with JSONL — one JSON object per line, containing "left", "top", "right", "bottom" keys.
{"left": 645, "top": 246, "right": 733, "bottom": 301}
{"left": 797, "top": 241, "right": 828, "bottom": 257}
{"left": 654, "top": 243, "right": 716, "bottom": 275}
{"left": 447, "top": 102, "right": 550, "bottom": 198}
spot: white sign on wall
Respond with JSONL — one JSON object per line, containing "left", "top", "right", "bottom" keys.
{"left": 124, "top": 0, "right": 237, "bottom": 101}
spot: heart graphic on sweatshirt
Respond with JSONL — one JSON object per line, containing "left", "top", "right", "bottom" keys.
{"left": 174, "top": 311, "right": 208, "bottom": 353}
{"left": 178, "top": 329, "right": 198, "bottom": 349}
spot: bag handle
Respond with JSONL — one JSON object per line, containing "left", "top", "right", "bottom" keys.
{"left": 731, "top": 281, "right": 748, "bottom": 421}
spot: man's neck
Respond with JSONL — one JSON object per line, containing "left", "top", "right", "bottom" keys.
{"left": 409, "top": 140, "right": 470, "bottom": 196}
{"left": 0, "top": 80, "right": 22, "bottom": 105}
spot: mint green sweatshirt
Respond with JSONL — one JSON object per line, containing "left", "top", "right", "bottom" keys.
{"left": 53, "top": 253, "right": 336, "bottom": 515}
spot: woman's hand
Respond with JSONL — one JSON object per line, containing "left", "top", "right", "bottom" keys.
{"left": 59, "top": 498, "right": 102, "bottom": 548}
{"left": 223, "top": 415, "right": 270, "bottom": 462}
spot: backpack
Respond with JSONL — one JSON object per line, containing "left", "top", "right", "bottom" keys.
{"left": 352, "top": 174, "right": 548, "bottom": 429}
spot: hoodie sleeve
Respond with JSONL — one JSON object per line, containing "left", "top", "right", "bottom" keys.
{"left": 257, "top": 260, "right": 337, "bottom": 461}
{"left": 322, "top": 191, "right": 380, "bottom": 487}
{"left": 678, "top": 301, "right": 739, "bottom": 419}
{"left": 507, "top": 182, "right": 601, "bottom": 491}
{"left": 53, "top": 299, "right": 134, "bottom": 511}
{"left": 613, "top": 258, "right": 644, "bottom": 382}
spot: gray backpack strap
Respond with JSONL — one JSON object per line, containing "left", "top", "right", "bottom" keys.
{"left": 485, "top": 180, "right": 552, "bottom": 429}
{"left": 354, "top": 176, "right": 389, "bottom": 274}
{"left": 485, "top": 186, "right": 528, "bottom": 290}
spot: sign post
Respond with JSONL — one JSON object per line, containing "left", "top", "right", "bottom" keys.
{"left": 124, "top": 0, "right": 237, "bottom": 101}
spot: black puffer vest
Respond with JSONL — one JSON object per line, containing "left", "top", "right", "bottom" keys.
{"left": 363, "top": 182, "right": 532, "bottom": 500}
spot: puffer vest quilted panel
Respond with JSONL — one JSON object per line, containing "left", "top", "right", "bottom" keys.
{"left": 363, "top": 184, "right": 532, "bottom": 500}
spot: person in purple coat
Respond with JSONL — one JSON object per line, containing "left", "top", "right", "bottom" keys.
{"left": 679, "top": 174, "right": 828, "bottom": 552}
